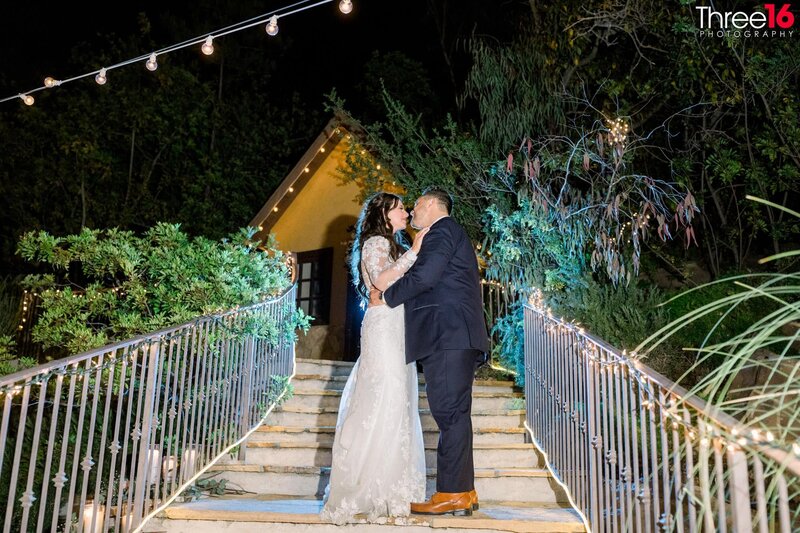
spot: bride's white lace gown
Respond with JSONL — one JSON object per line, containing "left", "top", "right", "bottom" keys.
{"left": 320, "top": 236, "right": 426, "bottom": 525}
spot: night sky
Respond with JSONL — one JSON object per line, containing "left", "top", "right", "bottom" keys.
{"left": 0, "top": 1, "right": 507, "bottom": 115}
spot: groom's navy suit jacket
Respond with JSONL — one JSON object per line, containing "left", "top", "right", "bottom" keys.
{"left": 384, "top": 217, "right": 490, "bottom": 364}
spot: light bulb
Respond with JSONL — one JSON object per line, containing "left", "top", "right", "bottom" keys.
{"left": 288, "top": 186, "right": 294, "bottom": 193}
{"left": 44, "top": 76, "right": 60, "bottom": 88}
{"left": 146, "top": 53, "right": 158, "bottom": 71}
{"left": 201, "top": 36, "right": 214, "bottom": 56}
{"left": 95, "top": 68, "right": 107, "bottom": 85}
{"left": 273, "top": 206, "right": 279, "bottom": 212}
{"left": 265, "top": 15, "right": 279, "bottom": 36}
{"left": 20, "top": 94, "right": 34, "bottom": 106}
{"left": 339, "top": 0, "right": 353, "bottom": 14}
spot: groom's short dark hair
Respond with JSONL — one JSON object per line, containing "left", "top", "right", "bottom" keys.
{"left": 422, "top": 187, "right": 453, "bottom": 214}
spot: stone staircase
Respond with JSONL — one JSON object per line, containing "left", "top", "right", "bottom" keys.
{"left": 147, "top": 358, "right": 584, "bottom": 532}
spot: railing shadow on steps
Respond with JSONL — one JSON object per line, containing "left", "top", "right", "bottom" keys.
{"left": 523, "top": 295, "right": 800, "bottom": 533}
{"left": 0, "top": 278, "right": 298, "bottom": 533}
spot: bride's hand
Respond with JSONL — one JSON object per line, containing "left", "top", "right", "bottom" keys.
{"left": 368, "top": 288, "right": 385, "bottom": 307}
{"left": 411, "top": 227, "right": 430, "bottom": 254}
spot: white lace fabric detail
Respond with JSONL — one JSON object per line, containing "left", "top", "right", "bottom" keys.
{"left": 320, "top": 236, "right": 425, "bottom": 525}
{"left": 360, "top": 236, "right": 417, "bottom": 291}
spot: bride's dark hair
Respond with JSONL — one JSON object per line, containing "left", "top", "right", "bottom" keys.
{"left": 350, "top": 192, "right": 410, "bottom": 300}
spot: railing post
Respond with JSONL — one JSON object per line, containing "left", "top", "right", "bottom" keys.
{"left": 728, "top": 447, "right": 754, "bottom": 532}
{"left": 238, "top": 336, "right": 256, "bottom": 462}
{"left": 131, "top": 341, "right": 161, "bottom": 530}
{"left": 585, "top": 351, "right": 601, "bottom": 530}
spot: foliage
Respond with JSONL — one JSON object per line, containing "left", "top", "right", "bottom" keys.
{"left": 491, "top": 301, "right": 525, "bottom": 386}
{"left": 482, "top": 113, "right": 698, "bottom": 288}
{"left": 327, "top": 91, "right": 491, "bottom": 240}
{"left": 15, "top": 223, "right": 305, "bottom": 355}
{"left": 0, "top": 276, "right": 20, "bottom": 335}
{"left": 464, "top": 27, "right": 566, "bottom": 150}
{"left": 638, "top": 197, "right": 800, "bottom": 450}
{"left": 552, "top": 277, "right": 668, "bottom": 353}
{"left": 355, "top": 51, "right": 440, "bottom": 123}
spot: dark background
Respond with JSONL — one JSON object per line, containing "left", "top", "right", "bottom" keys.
{"left": 0, "top": 1, "right": 518, "bottom": 119}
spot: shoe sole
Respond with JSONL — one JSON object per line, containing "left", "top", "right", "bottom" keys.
{"left": 411, "top": 508, "right": 473, "bottom": 517}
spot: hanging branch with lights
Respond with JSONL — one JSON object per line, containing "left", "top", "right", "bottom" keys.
{"left": 1, "top": 0, "right": 355, "bottom": 106}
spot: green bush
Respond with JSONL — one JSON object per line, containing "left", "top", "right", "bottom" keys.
{"left": 16, "top": 223, "right": 307, "bottom": 356}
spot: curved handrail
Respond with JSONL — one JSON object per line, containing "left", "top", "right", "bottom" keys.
{"left": 0, "top": 260, "right": 298, "bottom": 533}
{"left": 523, "top": 301, "right": 799, "bottom": 532}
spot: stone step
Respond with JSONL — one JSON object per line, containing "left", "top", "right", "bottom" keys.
{"left": 205, "top": 465, "right": 568, "bottom": 504}
{"left": 295, "top": 359, "right": 355, "bottom": 378}
{"left": 251, "top": 425, "right": 528, "bottom": 446}
{"left": 268, "top": 407, "right": 527, "bottom": 430}
{"left": 150, "top": 496, "right": 584, "bottom": 533}
{"left": 289, "top": 389, "right": 524, "bottom": 411}
{"left": 292, "top": 373, "right": 520, "bottom": 394}
{"left": 228, "top": 441, "right": 542, "bottom": 469}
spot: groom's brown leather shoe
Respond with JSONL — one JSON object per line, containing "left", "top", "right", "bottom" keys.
{"left": 469, "top": 489, "right": 479, "bottom": 510}
{"left": 410, "top": 491, "right": 473, "bottom": 516}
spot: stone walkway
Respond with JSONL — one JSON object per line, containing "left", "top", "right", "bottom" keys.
{"left": 146, "top": 358, "right": 585, "bottom": 533}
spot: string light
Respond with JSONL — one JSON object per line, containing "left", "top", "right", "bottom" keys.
{"left": 44, "top": 77, "right": 61, "bottom": 88}
{"left": 265, "top": 15, "right": 279, "bottom": 36}
{"left": 94, "top": 68, "right": 107, "bottom": 85}
{"left": 201, "top": 36, "right": 215, "bottom": 56}
{"left": 145, "top": 53, "right": 158, "bottom": 72}
{"left": 523, "top": 285, "right": 798, "bottom": 458}
{"left": 1, "top": 0, "right": 352, "bottom": 106}
{"left": 339, "top": 0, "right": 353, "bottom": 14}
{"left": 20, "top": 94, "right": 34, "bottom": 106}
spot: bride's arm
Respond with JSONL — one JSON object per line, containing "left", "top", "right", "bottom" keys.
{"left": 362, "top": 236, "right": 417, "bottom": 291}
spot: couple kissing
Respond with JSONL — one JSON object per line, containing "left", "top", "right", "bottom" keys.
{"left": 321, "top": 187, "right": 489, "bottom": 525}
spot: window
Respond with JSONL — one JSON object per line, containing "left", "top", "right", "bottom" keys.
{"left": 295, "top": 247, "right": 333, "bottom": 325}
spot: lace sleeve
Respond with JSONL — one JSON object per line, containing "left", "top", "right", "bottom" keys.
{"left": 361, "top": 236, "right": 417, "bottom": 291}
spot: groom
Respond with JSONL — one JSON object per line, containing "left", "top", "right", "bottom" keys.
{"left": 374, "top": 187, "right": 489, "bottom": 516}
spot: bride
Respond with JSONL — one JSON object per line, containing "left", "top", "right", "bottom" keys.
{"left": 321, "top": 192, "right": 429, "bottom": 524}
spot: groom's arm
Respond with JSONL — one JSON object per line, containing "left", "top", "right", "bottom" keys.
{"left": 383, "top": 223, "right": 452, "bottom": 308}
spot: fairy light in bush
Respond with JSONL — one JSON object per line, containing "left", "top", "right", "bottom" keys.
{"left": 0, "top": 0, "right": 353, "bottom": 106}
{"left": 607, "top": 117, "right": 629, "bottom": 145}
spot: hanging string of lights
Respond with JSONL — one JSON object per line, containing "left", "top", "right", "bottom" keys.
{"left": 1, "top": 0, "right": 354, "bottom": 106}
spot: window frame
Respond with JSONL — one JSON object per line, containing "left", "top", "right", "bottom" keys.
{"left": 295, "top": 247, "right": 333, "bottom": 326}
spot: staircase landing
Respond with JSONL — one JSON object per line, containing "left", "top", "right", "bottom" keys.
{"left": 156, "top": 495, "right": 583, "bottom": 532}
{"left": 147, "top": 358, "right": 584, "bottom": 533}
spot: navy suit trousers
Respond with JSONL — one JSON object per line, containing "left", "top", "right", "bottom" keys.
{"left": 419, "top": 348, "right": 482, "bottom": 493}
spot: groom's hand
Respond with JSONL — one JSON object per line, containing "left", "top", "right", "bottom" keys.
{"left": 368, "top": 288, "right": 385, "bottom": 307}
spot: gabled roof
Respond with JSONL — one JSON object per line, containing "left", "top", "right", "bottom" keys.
{"left": 250, "top": 116, "right": 348, "bottom": 238}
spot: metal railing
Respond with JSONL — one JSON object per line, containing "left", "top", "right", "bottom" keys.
{"left": 481, "top": 280, "right": 512, "bottom": 355}
{"left": 524, "top": 301, "right": 800, "bottom": 532}
{"left": 0, "top": 284, "right": 297, "bottom": 533}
